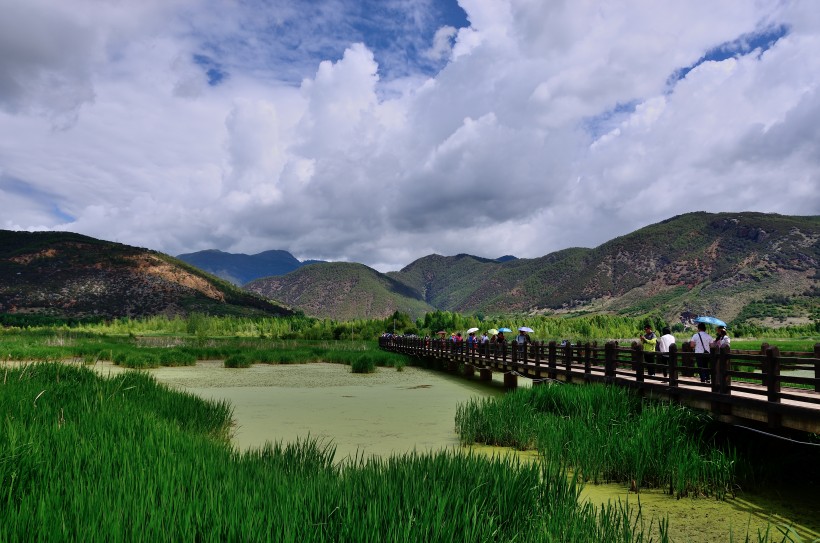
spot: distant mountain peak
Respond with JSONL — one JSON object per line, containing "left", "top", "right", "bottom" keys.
{"left": 176, "top": 249, "right": 323, "bottom": 285}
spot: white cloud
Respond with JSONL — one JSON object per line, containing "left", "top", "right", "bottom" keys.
{"left": 1, "top": 0, "right": 818, "bottom": 273}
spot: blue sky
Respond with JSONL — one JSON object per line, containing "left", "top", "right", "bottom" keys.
{"left": 191, "top": 0, "right": 469, "bottom": 86}
{"left": 1, "top": 0, "right": 818, "bottom": 271}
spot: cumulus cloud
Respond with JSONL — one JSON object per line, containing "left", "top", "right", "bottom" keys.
{"left": 1, "top": 0, "right": 818, "bottom": 272}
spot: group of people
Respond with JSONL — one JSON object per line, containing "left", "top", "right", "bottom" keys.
{"left": 441, "top": 328, "right": 533, "bottom": 355}
{"left": 639, "top": 322, "right": 731, "bottom": 382}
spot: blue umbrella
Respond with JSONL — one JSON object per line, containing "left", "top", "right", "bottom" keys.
{"left": 694, "top": 316, "right": 727, "bottom": 328}
{"left": 497, "top": 327, "right": 512, "bottom": 333}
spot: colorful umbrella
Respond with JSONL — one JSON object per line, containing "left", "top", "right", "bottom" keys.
{"left": 694, "top": 316, "right": 727, "bottom": 328}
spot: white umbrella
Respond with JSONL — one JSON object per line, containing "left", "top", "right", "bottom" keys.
{"left": 466, "top": 327, "right": 479, "bottom": 334}
{"left": 518, "top": 326, "right": 534, "bottom": 333}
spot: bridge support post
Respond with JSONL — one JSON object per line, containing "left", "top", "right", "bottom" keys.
{"left": 479, "top": 368, "right": 492, "bottom": 381}
{"left": 463, "top": 364, "right": 475, "bottom": 378}
{"left": 504, "top": 372, "right": 517, "bottom": 390}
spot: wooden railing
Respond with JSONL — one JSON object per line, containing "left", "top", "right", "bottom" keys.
{"left": 379, "top": 336, "right": 820, "bottom": 432}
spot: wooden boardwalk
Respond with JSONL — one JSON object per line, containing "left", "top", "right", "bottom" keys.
{"left": 379, "top": 337, "right": 820, "bottom": 434}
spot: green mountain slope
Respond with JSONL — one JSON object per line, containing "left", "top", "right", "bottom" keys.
{"left": 252, "top": 212, "right": 818, "bottom": 325}
{"left": 245, "top": 262, "right": 435, "bottom": 320}
{"left": 0, "top": 230, "right": 293, "bottom": 319}
{"left": 398, "top": 212, "right": 819, "bottom": 324}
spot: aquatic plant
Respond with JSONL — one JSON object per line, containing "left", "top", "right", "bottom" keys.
{"left": 455, "top": 382, "right": 744, "bottom": 499}
{"left": 0, "top": 362, "right": 670, "bottom": 542}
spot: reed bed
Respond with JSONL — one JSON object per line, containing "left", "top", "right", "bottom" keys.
{"left": 1, "top": 362, "right": 669, "bottom": 542}
{"left": 455, "top": 383, "right": 742, "bottom": 499}
{"left": 0, "top": 331, "right": 409, "bottom": 372}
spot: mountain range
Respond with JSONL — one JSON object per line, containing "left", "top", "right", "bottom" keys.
{"left": 245, "top": 212, "right": 819, "bottom": 325}
{"left": 1, "top": 212, "right": 817, "bottom": 326}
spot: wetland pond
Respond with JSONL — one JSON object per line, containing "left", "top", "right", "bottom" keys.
{"left": 96, "top": 360, "right": 819, "bottom": 542}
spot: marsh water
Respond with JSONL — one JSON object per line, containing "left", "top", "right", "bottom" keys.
{"left": 95, "top": 360, "right": 819, "bottom": 542}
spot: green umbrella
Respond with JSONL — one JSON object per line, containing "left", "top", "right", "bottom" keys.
{"left": 487, "top": 328, "right": 499, "bottom": 336}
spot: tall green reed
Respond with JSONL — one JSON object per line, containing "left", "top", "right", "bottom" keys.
{"left": 1, "top": 362, "right": 670, "bottom": 542}
{"left": 456, "top": 382, "right": 744, "bottom": 498}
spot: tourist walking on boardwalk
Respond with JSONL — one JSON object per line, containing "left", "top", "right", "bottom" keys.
{"left": 515, "top": 329, "right": 529, "bottom": 357}
{"left": 466, "top": 331, "right": 477, "bottom": 352}
{"left": 657, "top": 327, "right": 675, "bottom": 378}
{"left": 639, "top": 325, "right": 658, "bottom": 376}
{"left": 689, "top": 322, "right": 713, "bottom": 383}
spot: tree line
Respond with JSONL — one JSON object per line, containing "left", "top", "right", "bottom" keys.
{"left": 2, "top": 310, "right": 816, "bottom": 341}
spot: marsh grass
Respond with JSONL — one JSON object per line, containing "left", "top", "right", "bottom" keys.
{"left": 455, "top": 383, "right": 743, "bottom": 499}
{"left": 0, "top": 330, "right": 412, "bottom": 372}
{"left": 350, "top": 354, "right": 376, "bottom": 373}
{"left": 1, "top": 362, "right": 670, "bottom": 542}
{"left": 224, "top": 354, "right": 253, "bottom": 368}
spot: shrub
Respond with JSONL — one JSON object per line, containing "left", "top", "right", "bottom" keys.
{"left": 224, "top": 354, "right": 252, "bottom": 368}
{"left": 350, "top": 354, "right": 376, "bottom": 373}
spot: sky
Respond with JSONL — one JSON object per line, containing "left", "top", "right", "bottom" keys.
{"left": 1, "top": 0, "right": 818, "bottom": 273}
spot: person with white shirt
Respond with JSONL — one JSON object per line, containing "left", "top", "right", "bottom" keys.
{"left": 657, "top": 327, "right": 676, "bottom": 378}
{"left": 689, "top": 322, "right": 713, "bottom": 383}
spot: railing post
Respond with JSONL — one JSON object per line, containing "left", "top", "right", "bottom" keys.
{"left": 604, "top": 341, "right": 615, "bottom": 382}
{"left": 548, "top": 341, "right": 557, "bottom": 380}
{"left": 765, "top": 346, "right": 781, "bottom": 428}
{"left": 710, "top": 349, "right": 719, "bottom": 393}
{"left": 534, "top": 341, "right": 542, "bottom": 368}
{"left": 563, "top": 342, "right": 573, "bottom": 383}
{"left": 814, "top": 343, "right": 820, "bottom": 393}
{"left": 718, "top": 345, "right": 731, "bottom": 394}
{"left": 632, "top": 342, "right": 644, "bottom": 382}
{"left": 680, "top": 342, "right": 693, "bottom": 377}
{"left": 668, "top": 343, "right": 679, "bottom": 388}
{"left": 584, "top": 342, "right": 592, "bottom": 382}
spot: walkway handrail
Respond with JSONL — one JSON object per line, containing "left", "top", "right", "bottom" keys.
{"left": 379, "top": 336, "right": 820, "bottom": 432}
